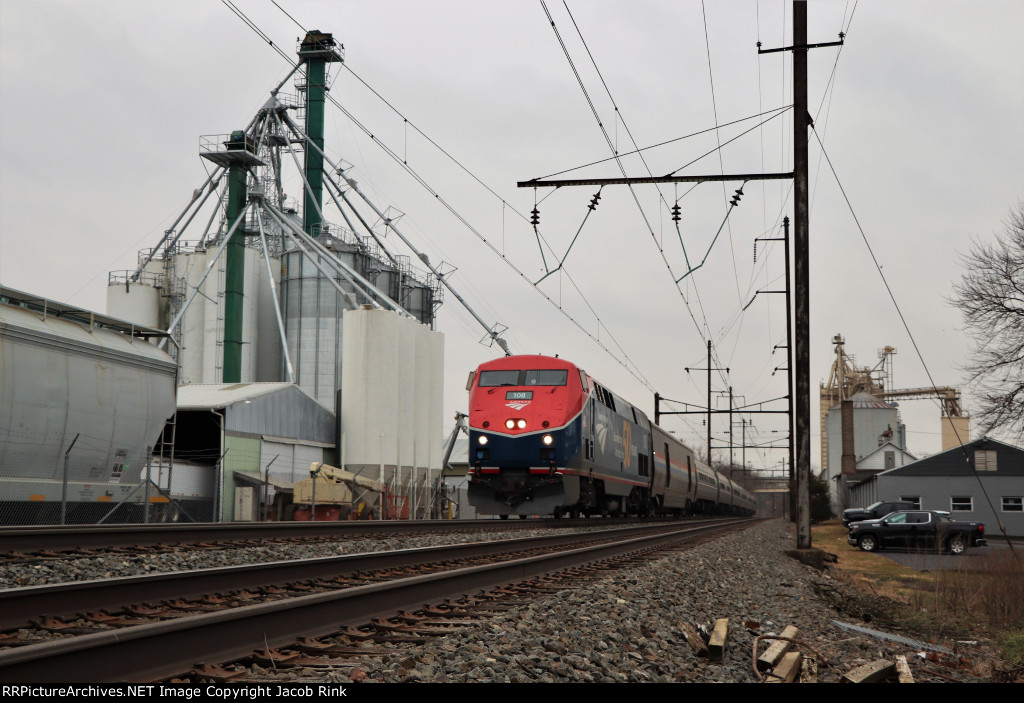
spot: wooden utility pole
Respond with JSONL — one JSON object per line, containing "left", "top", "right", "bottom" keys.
{"left": 793, "top": 1, "right": 812, "bottom": 549}
{"left": 759, "top": 1, "right": 842, "bottom": 549}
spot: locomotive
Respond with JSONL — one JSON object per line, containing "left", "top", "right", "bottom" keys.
{"left": 466, "top": 354, "right": 756, "bottom": 518}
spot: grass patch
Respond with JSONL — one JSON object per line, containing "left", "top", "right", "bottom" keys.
{"left": 814, "top": 522, "right": 934, "bottom": 599}
{"left": 814, "top": 521, "right": 1024, "bottom": 667}
{"left": 997, "top": 629, "right": 1024, "bottom": 666}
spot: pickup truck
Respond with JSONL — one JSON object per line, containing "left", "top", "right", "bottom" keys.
{"left": 847, "top": 510, "right": 986, "bottom": 555}
{"left": 841, "top": 500, "right": 916, "bottom": 526}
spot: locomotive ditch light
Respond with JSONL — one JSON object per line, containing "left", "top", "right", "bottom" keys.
{"left": 478, "top": 435, "right": 488, "bottom": 445}
{"left": 542, "top": 434, "right": 553, "bottom": 445}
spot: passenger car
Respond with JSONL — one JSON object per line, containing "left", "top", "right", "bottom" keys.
{"left": 847, "top": 510, "right": 986, "bottom": 554}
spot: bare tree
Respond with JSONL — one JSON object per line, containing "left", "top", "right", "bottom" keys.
{"left": 950, "top": 201, "right": 1024, "bottom": 439}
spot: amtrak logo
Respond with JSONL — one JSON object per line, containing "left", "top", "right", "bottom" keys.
{"left": 506, "top": 401, "right": 531, "bottom": 410}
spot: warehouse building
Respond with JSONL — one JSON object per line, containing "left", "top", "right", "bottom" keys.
{"left": 847, "top": 437, "right": 1024, "bottom": 538}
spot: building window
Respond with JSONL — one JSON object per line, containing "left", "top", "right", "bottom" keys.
{"left": 901, "top": 496, "right": 921, "bottom": 510}
{"left": 975, "top": 449, "right": 998, "bottom": 471}
{"left": 1002, "top": 497, "right": 1023, "bottom": 513}
{"left": 951, "top": 496, "right": 973, "bottom": 512}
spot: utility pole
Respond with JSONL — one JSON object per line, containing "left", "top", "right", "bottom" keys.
{"left": 759, "top": 1, "right": 842, "bottom": 549}
{"left": 714, "top": 387, "right": 742, "bottom": 468}
{"left": 754, "top": 216, "right": 795, "bottom": 517}
{"left": 684, "top": 340, "right": 729, "bottom": 466}
{"left": 783, "top": 217, "right": 795, "bottom": 506}
{"left": 793, "top": 0, "right": 812, "bottom": 550}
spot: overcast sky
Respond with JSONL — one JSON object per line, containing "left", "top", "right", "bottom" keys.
{"left": 2, "top": 1, "right": 1022, "bottom": 470}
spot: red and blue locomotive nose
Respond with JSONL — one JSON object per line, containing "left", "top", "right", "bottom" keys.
{"left": 469, "top": 420, "right": 581, "bottom": 471}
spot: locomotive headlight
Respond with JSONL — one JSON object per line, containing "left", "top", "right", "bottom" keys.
{"left": 516, "top": 419, "right": 527, "bottom": 429}
{"left": 542, "top": 434, "right": 553, "bottom": 445}
{"left": 478, "top": 435, "right": 488, "bottom": 445}
{"left": 505, "top": 419, "right": 515, "bottom": 430}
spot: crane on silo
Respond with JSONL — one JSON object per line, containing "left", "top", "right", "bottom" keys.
{"left": 820, "top": 334, "right": 970, "bottom": 472}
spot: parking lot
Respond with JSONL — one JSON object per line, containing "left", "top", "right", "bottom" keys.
{"left": 872, "top": 537, "right": 1021, "bottom": 572}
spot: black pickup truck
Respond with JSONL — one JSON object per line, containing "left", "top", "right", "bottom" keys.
{"left": 847, "top": 510, "right": 987, "bottom": 555}
{"left": 841, "top": 500, "right": 916, "bottom": 526}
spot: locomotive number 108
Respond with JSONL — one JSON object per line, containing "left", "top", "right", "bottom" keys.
{"left": 466, "top": 354, "right": 755, "bottom": 519}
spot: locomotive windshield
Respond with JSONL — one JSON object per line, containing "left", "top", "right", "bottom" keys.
{"left": 525, "top": 369, "right": 567, "bottom": 386}
{"left": 478, "top": 369, "right": 569, "bottom": 387}
{"left": 478, "top": 370, "right": 520, "bottom": 386}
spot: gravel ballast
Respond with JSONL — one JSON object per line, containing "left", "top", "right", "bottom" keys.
{"left": 2, "top": 519, "right": 997, "bottom": 682}
{"left": 357, "top": 520, "right": 992, "bottom": 683}
{"left": 0, "top": 525, "right": 611, "bottom": 588}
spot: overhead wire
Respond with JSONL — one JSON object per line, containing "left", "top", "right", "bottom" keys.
{"left": 562, "top": 0, "right": 757, "bottom": 392}
{"left": 271, "top": 0, "right": 306, "bottom": 33}
{"left": 227, "top": 1, "right": 797, "bottom": 452}
{"left": 700, "top": 1, "right": 744, "bottom": 308}
{"left": 339, "top": 3, "right": 792, "bottom": 403}
{"left": 561, "top": 1, "right": 676, "bottom": 228}
{"left": 545, "top": 0, "right": 756, "bottom": 385}
{"left": 532, "top": 104, "right": 792, "bottom": 181}
{"left": 810, "top": 122, "right": 1013, "bottom": 551}
{"left": 684, "top": 2, "right": 854, "bottom": 442}
{"left": 326, "top": 89, "right": 657, "bottom": 387}
{"left": 225, "top": 1, "right": 623, "bottom": 365}
{"left": 726, "top": 2, "right": 854, "bottom": 381}
{"left": 547, "top": 1, "right": 806, "bottom": 426}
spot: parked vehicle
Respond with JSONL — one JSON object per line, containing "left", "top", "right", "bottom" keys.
{"left": 841, "top": 500, "right": 916, "bottom": 526}
{"left": 847, "top": 510, "right": 986, "bottom": 555}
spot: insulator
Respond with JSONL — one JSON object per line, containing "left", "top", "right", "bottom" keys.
{"left": 530, "top": 207, "right": 540, "bottom": 226}
{"left": 588, "top": 191, "right": 601, "bottom": 211}
{"left": 671, "top": 203, "right": 681, "bottom": 222}
{"left": 753, "top": 241, "right": 758, "bottom": 262}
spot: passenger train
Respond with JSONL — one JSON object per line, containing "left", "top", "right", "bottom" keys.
{"left": 466, "top": 355, "right": 756, "bottom": 518}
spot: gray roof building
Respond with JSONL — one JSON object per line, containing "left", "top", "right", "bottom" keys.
{"left": 848, "top": 438, "right": 1024, "bottom": 538}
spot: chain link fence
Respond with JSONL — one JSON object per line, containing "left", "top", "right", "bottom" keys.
{"left": 0, "top": 434, "right": 217, "bottom": 526}
{"left": 1, "top": 431, "right": 472, "bottom": 526}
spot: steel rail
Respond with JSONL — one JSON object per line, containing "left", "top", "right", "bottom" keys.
{"left": 0, "top": 520, "right": 727, "bottom": 631}
{"left": 0, "top": 521, "right": 744, "bottom": 682}
{"left": 0, "top": 517, "right": 653, "bottom": 555}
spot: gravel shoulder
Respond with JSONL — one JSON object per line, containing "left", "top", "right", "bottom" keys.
{"left": 3, "top": 519, "right": 1004, "bottom": 682}
{"left": 362, "top": 519, "right": 996, "bottom": 683}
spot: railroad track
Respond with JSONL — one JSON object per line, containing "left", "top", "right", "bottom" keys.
{"left": 0, "top": 517, "right": 671, "bottom": 561}
{"left": 0, "top": 519, "right": 749, "bottom": 682}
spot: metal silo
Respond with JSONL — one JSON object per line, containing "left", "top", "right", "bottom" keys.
{"left": 105, "top": 279, "right": 162, "bottom": 329}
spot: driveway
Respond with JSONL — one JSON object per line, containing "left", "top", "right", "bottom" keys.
{"left": 873, "top": 537, "right": 1021, "bottom": 572}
